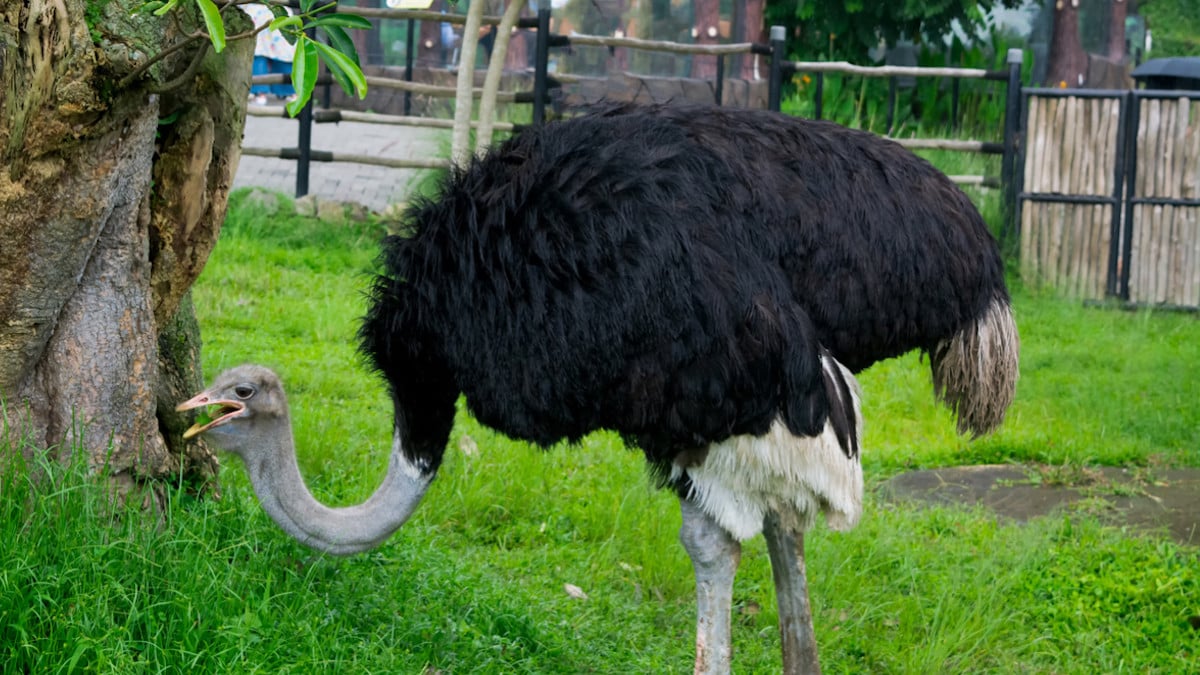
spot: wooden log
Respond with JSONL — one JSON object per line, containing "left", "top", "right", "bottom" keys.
{"left": 1050, "top": 201, "right": 1066, "bottom": 288}
{"left": 1077, "top": 204, "right": 1090, "bottom": 297}
{"left": 1023, "top": 96, "right": 1041, "bottom": 189}
{"left": 1170, "top": 204, "right": 1185, "bottom": 304}
{"left": 1173, "top": 97, "right": 1190, "bottom": 199}
{"left": 1051, "top": 97, "right": 1067, "bottom": 195}
{"left": 1163, "top": 99, "right": 1177, "bottom": 199}
{"left": 1152, "top": 201, "right": 1161, "bottom": 302}
{"left": 1040, "top": 202, "right": 1053, "bottom": 287}
{"left": 1038, "top": 97, "right": 1054, "bottom": 195}
{"left": 1150, "top": 99, "right": 1163, "bottom": 200}
{"left": 1190, "top": 207, "right": 1200, "bottom": 307}
{"left": 1080, "top": 97, "right": 1091, "bottom": 187}
{"left": 1130, "top": 204, "right": 1144, "bottom": 301}
{"left": 786, "top": 61, "right": 993, "bottom": 79}
{"left": 1094, "top": 204, "right": 1110, "bottom": 298}
{"left": 1020, "top": 199, "right": 1036, "bottom": 282}
{"left": 240, "top": 146, "right": 451, "bottom": 170}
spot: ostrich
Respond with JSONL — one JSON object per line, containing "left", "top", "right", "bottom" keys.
{"left": 179, "top": 104, "right": 1018, "bottom": 674}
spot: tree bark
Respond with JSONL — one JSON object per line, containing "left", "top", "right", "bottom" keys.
{"left": 1044, "top": 0, "right": 1088, "bottom": 88}
{"left": 691, "top": 0, "right": 720, "bottom": 79}
{"left": 1107, "top": 0, "right": 1127, "bottom": 61}
{"left": 739, "top": 0, "right": 764, "bottom": 80}
{"left": 1, "top": 0, "right": 249, "bottom": 498}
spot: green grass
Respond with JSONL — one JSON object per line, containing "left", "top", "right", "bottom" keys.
{"left": 2, "top": 190, "right": 1198, "bottom": 672}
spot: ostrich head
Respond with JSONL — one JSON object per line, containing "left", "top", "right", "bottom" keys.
{"left": 179, "top": 365, "right": 287, "bottom": 454}
{"left": 177, "top": 364, "right": 432, "bottom": 556}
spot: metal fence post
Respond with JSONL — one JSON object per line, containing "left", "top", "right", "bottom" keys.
{"left": 404, "top": 17, "right": 415, "bottom": 116}
{"left": 767, "top": 25, "right": 784, "bottom": 112}
{"left": 1000, "top": 48, "right": 1024, "bottom": 244}
{"left": 532, "top": 7, "right": 551, "bottom": 125}
{"left": 814, "top": 72, "right": 823, "bottom": 119}
{"left": 714, "top": 55, "right": 725, "bottom": 105}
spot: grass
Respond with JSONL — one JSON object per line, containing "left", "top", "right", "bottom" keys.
{"left": 2, "top": 189, "right": 1198, "bottom": 672}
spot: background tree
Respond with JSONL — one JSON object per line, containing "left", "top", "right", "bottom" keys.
{"left": 691, "top": 0, "right": 719, "bottom": 78}
{"left": 1044, "top": 0, "right": 1087, "bottom": 87}
{"left": 1107, "top": 0, "right": 1128, "bottom": 60}
{"left": 765, "top": 0, "right": 1025, "bottom": 64}
{"left": 1140, "top": 0, "right": 1200, "bottom": 57}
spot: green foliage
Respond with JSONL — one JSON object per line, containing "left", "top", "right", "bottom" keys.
{"left": 781, "top": 22, "right": 1033, "bottom": 137}
{"left": 766, "top": 0, "right": 1025, "bottom": 64}
{"left": 1141, "top": 0, "right": 1200, "bottom": 57}
{"left": 83, "top": 0, "right": 114, "bottom": 44}
{"left": 130, "top": 0, "right": 369, "bottom": 111}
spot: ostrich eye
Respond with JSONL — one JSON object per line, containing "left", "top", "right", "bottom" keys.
{"left": 233, "top": 385, "right": 256, "bottom": 400}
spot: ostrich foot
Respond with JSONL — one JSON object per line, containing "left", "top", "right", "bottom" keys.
{"left": 679, "top": 497, "right": 741, "bottom": 675}
{"left": 763, "top": 510, "right": 821, "bottom": 675}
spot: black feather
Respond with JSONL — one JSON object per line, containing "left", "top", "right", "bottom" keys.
{"left": 361, "top": 104, "right": 1007, "bottom": 472}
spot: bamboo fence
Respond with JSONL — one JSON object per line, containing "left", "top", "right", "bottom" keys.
{"left": 1020, "top": 95, "right": 1123, "bottom": 300}
{"left": 1127, "top": 97, "right": 1200, "bottom": 307}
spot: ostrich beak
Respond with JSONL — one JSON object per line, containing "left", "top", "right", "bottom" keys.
{"left": 176, "top": 392, "right": 246, "bottom": 439}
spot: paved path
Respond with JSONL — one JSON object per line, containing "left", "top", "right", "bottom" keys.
{"left": 233, "top": 109, "right": 448, "bottom": 212}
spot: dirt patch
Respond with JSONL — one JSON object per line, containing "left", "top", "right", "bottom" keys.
{"left": 880, "top": 465, "right": 1200, "bottom": 546}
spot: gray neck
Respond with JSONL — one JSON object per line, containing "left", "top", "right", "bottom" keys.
{"left": 238, "top": 420, "right": 431, "bottom": 556}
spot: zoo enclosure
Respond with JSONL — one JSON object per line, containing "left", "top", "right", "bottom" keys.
{"left": 246, "top": 10, "right": 1025, "bottom": 206}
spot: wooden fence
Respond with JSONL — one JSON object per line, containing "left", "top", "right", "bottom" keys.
{"left": 1019, "top": 94, "right": 1123, "bottom": 299}
{"left": 1017, "top": 90, "right": 1200, "bottom": 309}
{"left": 1126, "top": 96, "right": 1200, "bottom": 307}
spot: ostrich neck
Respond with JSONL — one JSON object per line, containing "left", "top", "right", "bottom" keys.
{"left": 241, "top": 417, "right": 431, "bottom": 556}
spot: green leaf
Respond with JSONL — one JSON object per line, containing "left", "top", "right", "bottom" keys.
{"left": 318, "top": 24, "right": 360, "bottom": 67}
{"left": 324, "top": 61, "right": 357, "bottom": 100}
{"left": 268, "top": 15, "right": 302, "bottom": 32}
{"left": 195, "top": 0, "right": 225, "bottom": 53}
{"left": 268, "top": 3, "right": 289, "bottom": 20}
{"left": 135, "top": 1, "right": 165, "bottom": 15}
{"left": 152, "top": 0, "right": 181, "bottom": 16}
{"left": 311, "top": 13, "right": 374, "bottom": 30}
{"left": 313, "top": 40, "right": 367, "bottom": 99}
{"left": 286, "top": 39, "right": 319, "bottom": 117}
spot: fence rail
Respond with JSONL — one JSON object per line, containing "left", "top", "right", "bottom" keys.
{"left": 256, "top": 12, "right": 1023, "bottom": 235}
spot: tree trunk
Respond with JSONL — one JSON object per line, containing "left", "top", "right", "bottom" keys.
{"left": 739, "top": 0, "right": 765, "bottom": 80}
{"left": 691, "top": 0, "right": 720, "bottom": 79}
{"left": 1107, "top": 0, "right": 1127, "bottom": 61}
{"left": 0, "top": 0, "right": 250, "bottom": 499}
{"left": 1044, "top": 0, "right": 1088, "bottom": 88}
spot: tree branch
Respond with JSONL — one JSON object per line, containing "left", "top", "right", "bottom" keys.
{"left": 147, "top": 40, "right": 212, "bottom": 94}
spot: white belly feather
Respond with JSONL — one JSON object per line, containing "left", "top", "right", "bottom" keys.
{"left": 671, "top": 356, "right": 864, "bottom": 541}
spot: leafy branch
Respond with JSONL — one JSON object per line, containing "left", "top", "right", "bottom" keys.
{"left": 121, "top": 0, "right": 371, "bottom": 115}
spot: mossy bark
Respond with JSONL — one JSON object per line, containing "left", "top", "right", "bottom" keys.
{"left": 0, "top": 0, "right": 251, "bottom": 496}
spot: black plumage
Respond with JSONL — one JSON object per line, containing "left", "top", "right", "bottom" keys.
{"left": 360, "top": 103, "right": 1012, "bottom": 478}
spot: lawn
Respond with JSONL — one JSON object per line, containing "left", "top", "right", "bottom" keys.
{"left": 1, "top": 188, "right": 1197, "bottom": 673}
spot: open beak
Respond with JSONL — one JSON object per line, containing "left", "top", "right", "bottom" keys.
{"left": 176, "top": 392, "right": 246, "bottom": 440}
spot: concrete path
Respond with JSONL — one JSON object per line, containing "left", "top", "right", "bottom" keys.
{"left": 233, "top": 108, "right": 448, "bottom": 212}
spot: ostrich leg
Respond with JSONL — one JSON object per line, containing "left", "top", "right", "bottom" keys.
{"left": 763, "top": 510, "right": 821, "bottom": 675}
{"left": 679, "top": 497, "right": 741, "bottom": 674}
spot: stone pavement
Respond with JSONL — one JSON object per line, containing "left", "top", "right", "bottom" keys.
{"left": 233, "top": 108, "right": 448, "bottom": 212}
